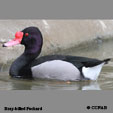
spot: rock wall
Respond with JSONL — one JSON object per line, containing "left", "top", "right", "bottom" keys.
{"left": 0, "top": 20, "right": 113, "bottom": 64}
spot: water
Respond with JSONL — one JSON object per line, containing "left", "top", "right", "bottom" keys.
{"left": 0, "top": 38, "right": 113, "bottom": 90}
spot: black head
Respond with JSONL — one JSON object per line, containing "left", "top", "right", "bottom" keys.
{"left": 3, "top": 26, "right": 43, "bottom": 55}
{"left": 21, "top": 27, "right": 43, "bottom": 54}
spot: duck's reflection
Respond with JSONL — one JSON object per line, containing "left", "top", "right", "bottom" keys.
{"left": 82, "top": 82, "right": 101, "bottom": 90}
{"left": 10, "top": 78, "right": 101, "bottom": 90}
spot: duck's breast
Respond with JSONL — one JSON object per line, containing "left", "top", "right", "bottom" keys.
{"left": 31, "top": 60, "right": 81, "bottom": 81}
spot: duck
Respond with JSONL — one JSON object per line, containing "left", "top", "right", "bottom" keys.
{"left": 2, "top": 26, "right": 110, "bottom": 81}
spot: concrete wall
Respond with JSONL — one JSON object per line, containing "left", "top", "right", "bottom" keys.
{"left": 0, "top": 20, "right": 113, "bottom": 64}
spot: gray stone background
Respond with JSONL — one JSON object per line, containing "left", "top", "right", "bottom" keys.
{"left": 0, "top": 20, "right": 113, "bottom": 64}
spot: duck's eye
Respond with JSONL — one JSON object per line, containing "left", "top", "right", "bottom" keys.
{"left": 25, "top": 33, "right": 29, "bottom": 37}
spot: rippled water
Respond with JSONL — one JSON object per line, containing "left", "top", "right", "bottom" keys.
{"left": 0, "top": 38, "right": 113, "bottom": 90}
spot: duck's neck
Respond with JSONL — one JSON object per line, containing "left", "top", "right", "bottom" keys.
{"left": 10, "top": 44, "right": 42, "bottom": 78}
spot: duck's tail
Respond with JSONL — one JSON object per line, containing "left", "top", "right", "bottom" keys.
{"left": 103, "top": 58, "right": 111, "bottom": 64}
{"left": 82, "top": 58, "right": 111, "bottom": 81}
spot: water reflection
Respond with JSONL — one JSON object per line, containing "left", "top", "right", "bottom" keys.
{"left": 82, "top": 82, "right": 101, "bottom": 90}
{"left": 1, "top": 78, "right": 101, "bottom": 90}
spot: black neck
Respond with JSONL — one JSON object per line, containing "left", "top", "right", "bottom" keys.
{"left": 9, "top": 45, "right": 42, "bottom": 78}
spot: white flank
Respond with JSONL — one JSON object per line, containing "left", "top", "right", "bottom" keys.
{"left": 82, "top": 63, "right": 105, "bottom": 80}
{"left": 31, "top": 60, "right": 81, "bottom": 81}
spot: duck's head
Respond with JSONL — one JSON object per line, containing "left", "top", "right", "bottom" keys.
{"left": 3, "top": 27, "right": 43, "bottom": 54}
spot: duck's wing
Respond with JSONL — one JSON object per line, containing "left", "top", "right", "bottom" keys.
{"left": 31, "top": 55, "right": 110, "bottom": 69}
{"left": 65, "top": 55, "right": 110, "bottom": 68}
{"left": 31, "top": 55, "right": 67, "bottom": 66}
